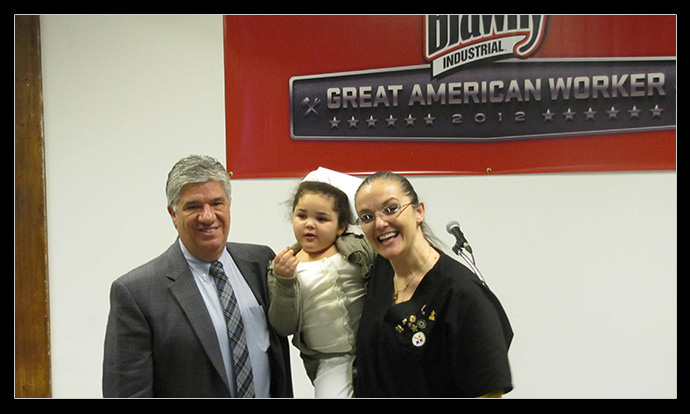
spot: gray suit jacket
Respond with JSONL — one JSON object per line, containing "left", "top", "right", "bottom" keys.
{"left": 103, "top": 240, "right": 293, "bottom": 398}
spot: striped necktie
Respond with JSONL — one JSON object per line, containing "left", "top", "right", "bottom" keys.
{"left": 209, "top": 260, "right": 255, "bottom": 398}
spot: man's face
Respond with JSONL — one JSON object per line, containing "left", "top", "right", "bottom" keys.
{"left": 168, "top": 180, "right": 231, "bottom": 262}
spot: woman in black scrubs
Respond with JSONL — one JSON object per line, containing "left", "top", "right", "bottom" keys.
{"left": 353, "top": 172, "right": 513, "bottom": 398}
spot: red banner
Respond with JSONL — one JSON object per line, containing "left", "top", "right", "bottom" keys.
{"left": 223, "top": 15, "right": 675, "bottom": 178}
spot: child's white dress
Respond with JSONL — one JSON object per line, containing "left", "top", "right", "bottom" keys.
{"left": 296, "top": 254, "right": 365, "bottom": 397}
{"left": 267, "top": 233, "right": 373, "bottom": 398}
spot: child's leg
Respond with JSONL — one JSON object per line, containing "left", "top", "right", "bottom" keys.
{"left": 313, "top": 355, "right": 355, "bottom": 398}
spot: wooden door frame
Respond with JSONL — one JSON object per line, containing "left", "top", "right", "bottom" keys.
{"left": 15, "top": 14, "right": 52, "bottom": 398}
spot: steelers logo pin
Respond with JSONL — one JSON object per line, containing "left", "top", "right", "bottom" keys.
{"left": 411, "top": 331, "right": 426, "bottom": 347}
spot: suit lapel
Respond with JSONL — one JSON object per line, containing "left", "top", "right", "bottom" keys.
{"left": 165, "top": 241, "right": 232, "bottom": 392}
{"left": 221, "top": 243, "right": 294, "bottom": 397}
{"left": 226, "top": 244, "right": 266, "bottom": 308}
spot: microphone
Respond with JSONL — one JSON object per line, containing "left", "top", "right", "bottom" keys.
{"left": 447, "top": 220, "right": 486, "bottom": 284}
{"left": 446, "top": 221, "right": 472, "bottom": 254}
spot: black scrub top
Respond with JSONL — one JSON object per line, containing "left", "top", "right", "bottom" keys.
{"left": 354, "top": 251, "right": 513, "bottom": 398}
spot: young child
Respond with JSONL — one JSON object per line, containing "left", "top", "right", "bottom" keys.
{"left": 268, "top": 176, "right": 373, "bottom": 398}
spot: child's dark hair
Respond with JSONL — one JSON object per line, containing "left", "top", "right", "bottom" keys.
{"left": 292, "top": 181, "right": 352, "bottom": 231}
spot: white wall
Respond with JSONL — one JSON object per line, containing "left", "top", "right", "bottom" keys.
{"left": 40, "top": 15, "right": 677, "bottom": 398}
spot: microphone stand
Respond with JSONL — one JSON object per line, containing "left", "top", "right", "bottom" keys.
{"left": 451, "top": 243, "right": 486, "bottom": 285}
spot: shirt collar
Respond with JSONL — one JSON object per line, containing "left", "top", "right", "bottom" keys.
{"left": 178, "top": 239, "right": 230, "bottom": 277}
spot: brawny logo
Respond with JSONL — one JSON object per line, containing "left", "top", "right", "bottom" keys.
{"left": 425, "top": 15, "right": 548, "bottom": 77}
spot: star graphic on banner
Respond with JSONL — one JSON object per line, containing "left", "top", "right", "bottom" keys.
{"left": 628, "top": 105, "right": 641, "bottom": 119}
{"left": 606, "top": 106, "right": 620, "bottom": 120}
{"left": 563, "top": 108, "right": 576, "bottom": 121}
{"left": 316, "top": 101, "right": 670, "bottom": 137}
{"left": 385, "top": 115, "right": 397, "bottom": 127}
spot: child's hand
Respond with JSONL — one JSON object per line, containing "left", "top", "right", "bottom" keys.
{"left": 274, "top": 247, "right": 299, "bottom": 278}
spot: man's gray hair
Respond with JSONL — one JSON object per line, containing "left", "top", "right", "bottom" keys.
{"left": 166, "top": 155, "right": 232, "bottom": 212}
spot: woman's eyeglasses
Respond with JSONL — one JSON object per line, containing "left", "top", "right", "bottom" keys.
{"left": 357, "top": 203, "right": 412, "bottom": 225}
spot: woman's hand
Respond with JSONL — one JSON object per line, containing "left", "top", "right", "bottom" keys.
{"left": 273, "top": 247, "right": 299, "bottom": 278}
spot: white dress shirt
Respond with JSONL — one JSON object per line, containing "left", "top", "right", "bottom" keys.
{"left": 179, "top": 240, "right": 271, "bottom": 397}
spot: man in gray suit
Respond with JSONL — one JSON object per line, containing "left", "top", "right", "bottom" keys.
{"left": 103, "top": 155, "right": 292, "bottom": 398}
